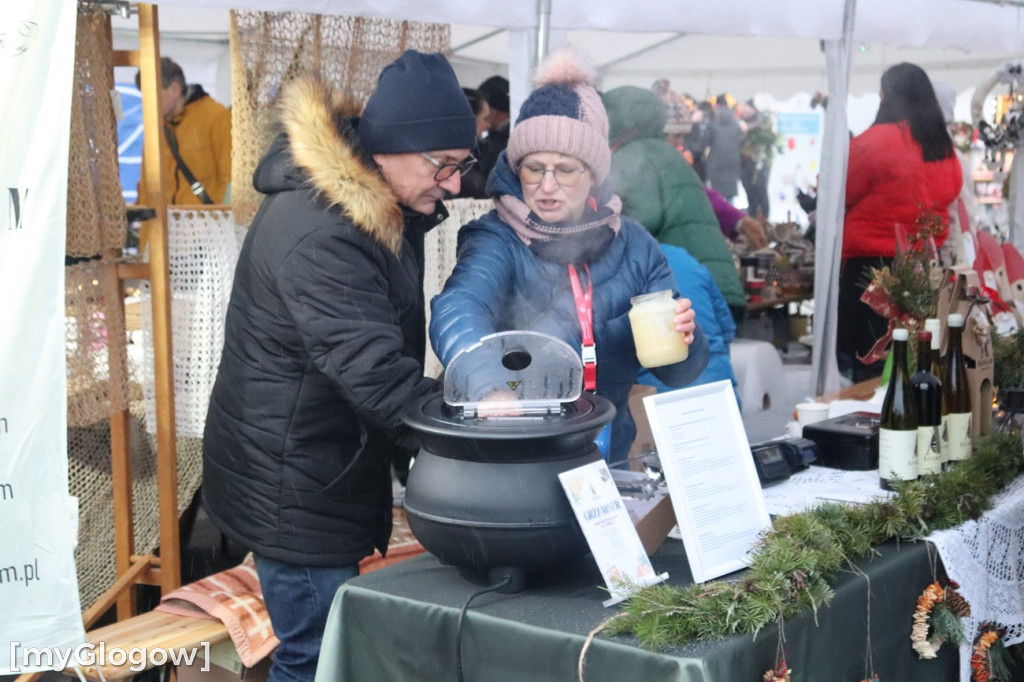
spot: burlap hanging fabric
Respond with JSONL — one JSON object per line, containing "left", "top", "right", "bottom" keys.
{"left": 67, "top": 5, "right": 126, "bottom": 257}
{"left": 229, "top": 10, "right": 450, "bottom": 227}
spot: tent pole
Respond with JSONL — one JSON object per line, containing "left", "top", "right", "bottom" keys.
{"left": 812, "top": 0, "right": 857, "bottom": 397}
{"left": 509, "top": 9, "right": 564, "bottom": 120}
{"left": 536, "top": 0, "right": 551, "bottom": 64}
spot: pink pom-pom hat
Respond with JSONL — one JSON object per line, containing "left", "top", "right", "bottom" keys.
{"left": 506, "top": 48, "right": 611, "bottom": 184}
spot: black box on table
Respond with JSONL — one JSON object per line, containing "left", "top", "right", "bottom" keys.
{"left": 801, "top": 411, "right": 880, "bottom": 470}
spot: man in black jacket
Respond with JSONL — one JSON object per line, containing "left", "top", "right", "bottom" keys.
{"left": 202, "top": 51, "right": 476, "bottom": 682}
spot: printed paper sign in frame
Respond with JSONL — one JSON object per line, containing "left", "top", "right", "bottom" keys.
{"left": 643, "top": 380, "right": 771, "bottom": 583}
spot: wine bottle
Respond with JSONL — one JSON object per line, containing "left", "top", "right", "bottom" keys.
{"left": 924, "top": 318, "right": 942, "bottom": 374}
{"left": 910, "top": 330, "right": 943, "bottom": 476}
{"left": 941, "top": 313, "right": 972, "bottom": 466}
{"left": 925, "top": 317, "right": 948, "bottom": 453}
{"left": 879, "top": 328, "right": 918, "bottom": 490}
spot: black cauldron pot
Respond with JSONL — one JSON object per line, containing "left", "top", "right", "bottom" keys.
{"left": 402, "top": 391, "right": 615, "bottom": 592}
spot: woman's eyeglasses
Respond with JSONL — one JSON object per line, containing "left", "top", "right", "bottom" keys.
{"left": 518, "top": 163, "right": 588, "bottom": 187}
{"left": 421, "top": 153, "right": 477, "bottom": 182}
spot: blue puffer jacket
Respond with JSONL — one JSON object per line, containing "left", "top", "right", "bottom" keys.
{"left": 430, "top": 155, "right": 709, "bottom": 462}
{"left": 637, "top": 244, "right": 739, "bottom": 404}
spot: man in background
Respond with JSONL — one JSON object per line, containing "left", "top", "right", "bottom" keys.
{"left": 136, "top": 57, "right": 231, "bottom": 222}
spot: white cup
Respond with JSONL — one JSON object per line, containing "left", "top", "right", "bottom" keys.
{"left": 795, "top": 402, "right": 830, "bottom": 427}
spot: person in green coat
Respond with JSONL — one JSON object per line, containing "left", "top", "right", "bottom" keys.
{"left": 603, "top": 86, "right": 747, "bottom": 320}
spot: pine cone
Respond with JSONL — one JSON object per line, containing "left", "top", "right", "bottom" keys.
{"left": 944, "top": 590, "right": 971, "bottom": 618}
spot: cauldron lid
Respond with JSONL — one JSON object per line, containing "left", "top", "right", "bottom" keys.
{"left": 443, "top": 331, "right": 583, "bottom": 418}
{"left": 405, "top": 390, "right": 615, "bottom": 440}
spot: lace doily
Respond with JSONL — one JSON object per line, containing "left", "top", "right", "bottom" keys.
{"left": 929, "top": 474, "right": 1024, "bottom": 682}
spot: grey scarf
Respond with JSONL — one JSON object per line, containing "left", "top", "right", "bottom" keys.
{"left": 494, "top": 191, "right": 623, "bottom": 266}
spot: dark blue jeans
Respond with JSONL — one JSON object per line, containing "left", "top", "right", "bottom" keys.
{"left": 254, "top": 554, "right": 359, "bottom": 682}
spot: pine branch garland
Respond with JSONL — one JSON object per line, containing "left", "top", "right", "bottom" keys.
{"left": 930, "top": 604, "right": 967, "bottom": 648}
{"left": 606, "top": 432, "right": 1024, "bottom": 648}
{"left": 991, "top": 328, "right": 1024, "bottom": 390}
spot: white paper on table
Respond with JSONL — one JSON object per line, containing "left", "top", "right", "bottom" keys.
{"left": 643, "top": 380, "right": 772, "bottom": 583}
{"left": 559, "top": 460, "right": 667, "bottom": 606}
{"left": 760, "top": 467, "right": 893, "bottom": 517}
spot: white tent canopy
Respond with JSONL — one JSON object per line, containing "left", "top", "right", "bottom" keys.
{"left": 113, "top": 0, "right": 1024, "bottom": 396}
{"left": 119, "top": 4, "right": 1023, "bottom": 102}
{"left": 137, "top": 0, "right": 1024, "bottom": 53}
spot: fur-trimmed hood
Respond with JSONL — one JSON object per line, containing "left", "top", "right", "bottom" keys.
{"left": 253, "top": 77, "right": 406, "bottom": 254}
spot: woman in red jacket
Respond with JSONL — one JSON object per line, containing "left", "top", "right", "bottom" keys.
{"left": 838, "top": 63, "right": 962, "bottom": 382}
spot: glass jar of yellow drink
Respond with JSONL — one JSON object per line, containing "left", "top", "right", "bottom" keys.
{"left": 628, "top": 290, "right": 688, "bottom": 368}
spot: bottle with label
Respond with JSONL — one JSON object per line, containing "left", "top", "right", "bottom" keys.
{"left": 941, "top": 313, "right": 973, "bottom": 466}
{"left": 923, "top": 318, "right": 942, "bottom": 373}
{"left": 879, "top": 328, "right": 918, "bottom": 490}
{"left": 925, "top": 317, "right": 947, "bottom": 444}
{"left": 910, "top": 330, "right": 943, "bottom": 476}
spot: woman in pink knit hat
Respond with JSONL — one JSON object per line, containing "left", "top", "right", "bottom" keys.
{"left": 430, "top": 48, "right": 710, "bottom": 464}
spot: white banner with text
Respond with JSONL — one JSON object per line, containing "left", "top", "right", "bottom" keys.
{"left": 0, "top": 0, "right": 86, "bottom": 674}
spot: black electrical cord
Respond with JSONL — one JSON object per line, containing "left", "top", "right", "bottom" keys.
{"left": 455, "top": 574, "right": 512, "bottom": 682}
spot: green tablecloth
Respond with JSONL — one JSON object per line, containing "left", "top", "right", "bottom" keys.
{"left": 315, "top": 540, "right": 957, "bottom": 681}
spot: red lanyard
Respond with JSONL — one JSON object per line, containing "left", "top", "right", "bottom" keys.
{"left": 568, "top": 264, "right": 596, "bottom": 391}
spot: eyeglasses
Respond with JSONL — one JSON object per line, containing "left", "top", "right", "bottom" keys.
{"left": 420, "top": 153, "right": 477, "bottom": 182}
{"left": 518, "top": 162, "right": 589, "bottom": 188}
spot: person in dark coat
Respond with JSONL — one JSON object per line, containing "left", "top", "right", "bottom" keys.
{"left": 738, "top": 100, "right": 774, "bottom": 219}
{"left": 460, "top": 75, "right": 511, "bottom": 198}
{"left": 430, "top": 49, "right": 709, "bottom": 464}
{"left": 705, "top": 94, "right": 743, "bottom": 200}
{"left": 686, "top": 100, "right": 714, "bottom": 182}
{"left": 202, "top": 51, "right": 476, "bottom": 682}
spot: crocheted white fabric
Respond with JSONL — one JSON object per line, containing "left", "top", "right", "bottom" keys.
{"left": 140, "top": 208, "right": 241, "bottom": 438}
{"left": 929, "top": 472, "right": 1024, "bottom": 682}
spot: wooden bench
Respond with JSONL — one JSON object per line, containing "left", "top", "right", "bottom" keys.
{"left": 66, "top": 611, "right": 229, "bottom": 680}
{"left": 56, "top": 510, "right": 424, "bottom": 681}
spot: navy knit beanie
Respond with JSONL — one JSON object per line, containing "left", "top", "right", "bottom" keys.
{"left": 358, "top": 50, "right": 477, "bottom": 154}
